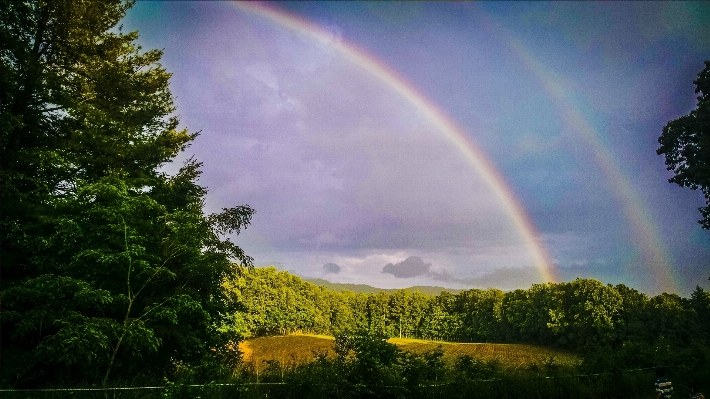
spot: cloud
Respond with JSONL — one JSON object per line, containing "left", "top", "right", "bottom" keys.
{"left": 323, "top": 262, "right": 341, "bottom": 274}
{"left": 427, "top": 269, "right": 457, "bottom": 283}
{"left": 429, "top": 267, "right": 544, "bottom": 290}
{"left": 465, "top": 267, "right": 545, "bottom": 289}
{"left": 173, "top": 9, "right": 526, "bottom": 262}
{"left": 381, "top": 257, "right": 542, "bottom": 289}
{"left": 123, "top": 1, "right": 710, "bottom": 296}
{"left": 382, "top": 256, "right": 431, "bottom": 278}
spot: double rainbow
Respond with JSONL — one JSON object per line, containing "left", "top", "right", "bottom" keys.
{"left": 227, "top": 2, "right": 674, "bottom": 289}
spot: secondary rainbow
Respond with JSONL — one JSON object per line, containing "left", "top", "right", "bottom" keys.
{"left": 495, "top": 28, "right": 680, "bottom": 294}
{"left": 232, "top": 2, "right": 558, "bottom": 283}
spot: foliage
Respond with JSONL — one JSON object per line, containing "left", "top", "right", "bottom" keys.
{"left": 233, "top": 274, "right": 710, "bottom": 396}
{"left": 225, "top": 267, "right": 710, "bottom": 387}
{"left": 335, "top": 331, "right": 403, "bottom": 395}
{"left": 0, "top": 0, "right": 252, "bottom": 387}
{"left": 658, "top": 60, "right": 710, "bottom": 229}
{"left": 230, "top": 332, "right": 655, "bottom": 399}
{"left": 232, "top": 269, "right": 698, "bottom": 350}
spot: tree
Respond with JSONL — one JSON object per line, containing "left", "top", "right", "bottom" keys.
{"left": 0, "top": 0, "right": 253, "bottom": 387}
{"left": 454, "top": 288, "right": 505, "bottom": 342}
{"left": 560, "top": 279, "right": 622, "bottom": 348}
{"left": 503, "top": 283, "right": 564, "bottom": 346}
{"left": 614, "top": 284, "right": 652, "bottom": 343}
{"left": 689, "top": 286, "right": 710, "bottom": 341}
{"left": 657, "top": 61, "right": 710, "bottom": 229}
{"left": 334, "top": 331, "right": 402, "bottom": 393}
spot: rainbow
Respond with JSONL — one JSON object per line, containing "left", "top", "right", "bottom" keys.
{"left": 494, "top": 27, "right": 679, "bottom": 294}
{"left": 230, "top": 2, "right": 559, "bottom": 283}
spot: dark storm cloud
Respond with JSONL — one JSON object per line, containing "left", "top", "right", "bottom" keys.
{"left": 323, "top": 262, "right": 341, "bottom": 273}
{"left": 382, "top": 256, "right": 431, "bottom": 278}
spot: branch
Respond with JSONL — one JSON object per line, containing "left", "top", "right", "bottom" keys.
{"left": 132, "top": 246, "right": 182, "bottom": 300}
{"left": 137, "top": 278, "right": 192, "bottom": 322}
{"left": 122, "top": 217, "right": 132, "bottom": 300}
{"left": 103, "top": 217, "right": 134, "bottom": 387}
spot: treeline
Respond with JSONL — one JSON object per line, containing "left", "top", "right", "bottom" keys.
{"left": 225, "top": 267, "right": 710, "bottom": 358}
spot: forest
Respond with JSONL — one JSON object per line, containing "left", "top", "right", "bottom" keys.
{"left": 226, "top": 267, "right": 709, "bottom": 350}
{"left": 1, "top": 1, "right": 708, "bottom": 398}
{"left": 223, "top": 268, "right": 710, "bottom": 381}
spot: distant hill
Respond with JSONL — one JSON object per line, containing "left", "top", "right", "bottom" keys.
{"left": 305, "top": 278, "right": 462, "bottom": 296}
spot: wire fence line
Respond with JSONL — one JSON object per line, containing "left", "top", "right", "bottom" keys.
{"left": 0, "top": 366, "right": 660, "bottom": 393}
{"left": 0, "top": 383, "right": 285, "bottom": 393}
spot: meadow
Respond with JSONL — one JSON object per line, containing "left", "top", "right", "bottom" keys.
{"left": 239, "top": 334, "right": 579, "bottom": 372}
{"left": 220, "top": 333, "right": 660, "bottom": 399}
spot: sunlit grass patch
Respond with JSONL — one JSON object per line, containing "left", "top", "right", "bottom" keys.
{"left": 393, "top": 340, "right": 579, "bottom": 370}
{"left": 240, "top": 334, "right": 579, "bottom": 371}
{"left": 238, "top": 335, "right": 337, "bottom": 367}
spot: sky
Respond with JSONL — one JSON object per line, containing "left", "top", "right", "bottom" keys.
{"left": 123, "top": 1, "right": 710, "bottom": 296}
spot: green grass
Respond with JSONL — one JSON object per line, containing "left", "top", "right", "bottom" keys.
{"left": 389, "top": 337, "right": 579, "bottom": 369}
{"left": 239, "top": 334, "right": 337, "bottom": 368}
{"left": 239, "top": 334, "right": 579, "bottom": 370}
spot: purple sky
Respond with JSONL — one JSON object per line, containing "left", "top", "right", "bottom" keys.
{"left": 123, "top": 2, "right": 710, "bottom": 295}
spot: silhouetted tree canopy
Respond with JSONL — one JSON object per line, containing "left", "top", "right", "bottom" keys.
{"left": 658, "top": 60, "right": 710, "bottom": 229}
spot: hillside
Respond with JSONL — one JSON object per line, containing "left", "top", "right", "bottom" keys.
{"left": 238, "top": 334, "right": 579, "bottom": 371}
{"left": 305, "top": 278, "right": 462, "bottom": 296}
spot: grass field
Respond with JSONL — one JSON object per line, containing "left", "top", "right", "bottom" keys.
{"left": 238, "top": 334, "right": 579, "bottom": 371}
{"left": 238, "top": 334, "right": 336, "bottom": 368}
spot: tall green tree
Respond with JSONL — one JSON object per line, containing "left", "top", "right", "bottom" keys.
{"left": 689, "top": 286, "right": 710, "bottom": 340}
{"left": 0, "top": 0, "right": 253, "bottom": 387}
{"left": 614, "top": 284, "right": 652, "bottom": 344}
{"left": 559, "top": 279, "right": 622, "bottom": 348}
{"left": 503, "top": 283, "right": 564, "bottom": 346}
{"left": 657, "top": 60, "right": 710, "bottom": 229}
{"left": 455, "top": 288, "right": 505, "bottom": 342}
